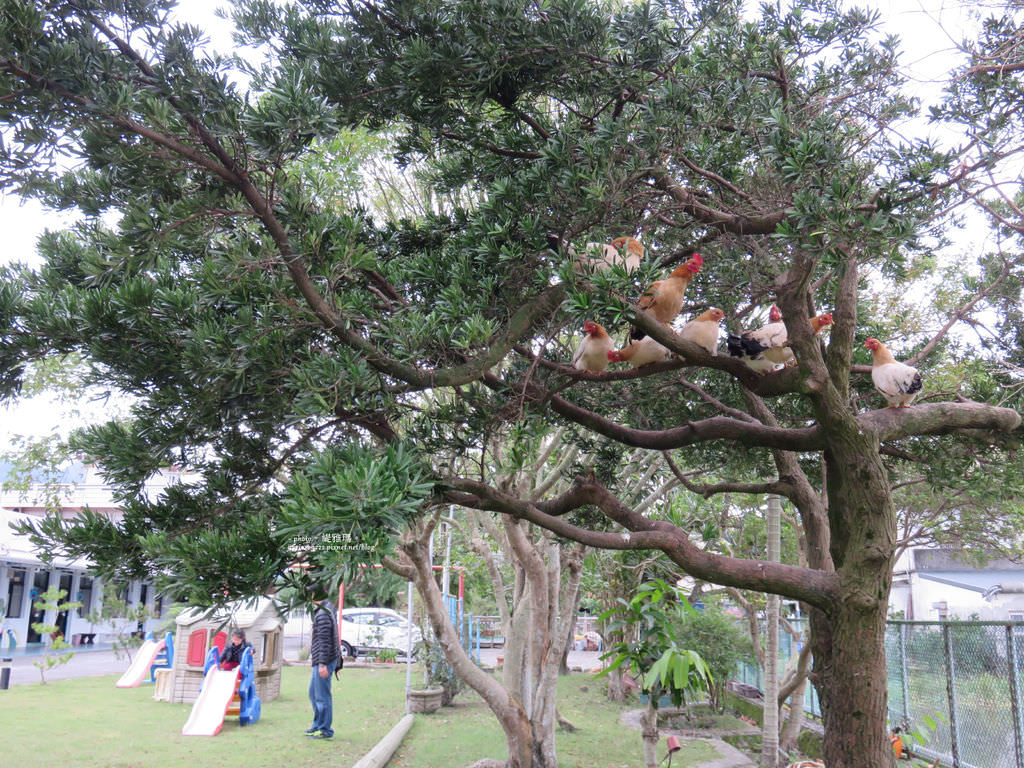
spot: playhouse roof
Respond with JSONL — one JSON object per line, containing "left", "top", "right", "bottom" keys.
{"left": 176, "top": 596, "right": 283, "bottom": 628}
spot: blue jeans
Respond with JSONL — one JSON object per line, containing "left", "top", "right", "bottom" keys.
{"left": 308, "top": 659, "right": 336, "bottom": 735}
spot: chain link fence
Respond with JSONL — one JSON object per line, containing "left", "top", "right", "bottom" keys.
{"left": 735, "top": 618, "right": 1024, "bottom": 768}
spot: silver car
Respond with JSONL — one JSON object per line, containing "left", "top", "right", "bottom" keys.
{"left": 339, "top": 607, "right": 423, "bottom": 659}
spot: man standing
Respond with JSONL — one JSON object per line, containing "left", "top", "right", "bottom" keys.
{"left": 306, "top": 596, "right": 339, "bottom": 739}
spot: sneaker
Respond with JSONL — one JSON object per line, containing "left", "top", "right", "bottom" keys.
{"left": 304, "top": 728, "right": 320, "bottom": 736}
{"left": 314, "top": 731, "right": 334, "bottom": 739}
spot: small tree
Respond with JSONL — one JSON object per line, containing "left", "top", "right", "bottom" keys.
{"left": 86, "top": 582, "right": 150, "bottom": 662}
{"left": 30, "top": 586, "right": 80, "bottom": 684}
{"left": 599, "top": 580, "right": 712, "bottom": 768}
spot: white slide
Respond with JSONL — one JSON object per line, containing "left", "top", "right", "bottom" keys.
{"left": 181, "top": 666, "right": 240, "bottom": 736}
{"left": 115, "top": 638, "right": 165, "bottom": 688}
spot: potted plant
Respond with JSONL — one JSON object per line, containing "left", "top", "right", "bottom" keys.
{"left": 407, "top": 635, "right": 458, "bottom": 713}
{"left": 375, "top": 647, "right": 399, "bottom": 663}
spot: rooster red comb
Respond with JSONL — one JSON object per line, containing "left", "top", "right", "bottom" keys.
{"left": 769, "top": 304, "right": 782, "bottom": 321}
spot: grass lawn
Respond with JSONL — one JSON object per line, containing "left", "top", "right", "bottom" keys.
{"left": 391, "top": 675, "right": 722, "bottom": 768}
{"left": 2, "top": 665, "right": 406, "bottom": 768}
{"left": 1, "top": 664, "right": 723, "bottom": 768}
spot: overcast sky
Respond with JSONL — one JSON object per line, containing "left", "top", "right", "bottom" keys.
{"left": 0, "top": 0, "right": 989, "bottom": 446}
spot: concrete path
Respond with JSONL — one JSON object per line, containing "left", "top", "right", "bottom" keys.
{"left": 619, "top": 708, "right": 757, "bottom": 768}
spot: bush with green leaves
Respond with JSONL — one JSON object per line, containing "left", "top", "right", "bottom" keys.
{"left": 674, "top": 605, "right": 753, "bottom": 712}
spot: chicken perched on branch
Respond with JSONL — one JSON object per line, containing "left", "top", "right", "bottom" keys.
{"left": 606, "top": 335, "right": 673, "bottom": 368}
{"left": 678, "top": 308, "right": 724, "bottom": 356}
{"left": 864, "top": 337, "right": 923, "bottom": 408}
{"left": 571, "top": 321, "right": 614, "bottom": 373}
{"left": 547, "top": 235, "right": 645, "bottom": 274}
{"left": 574, "top": 236, "right": 644, "bottom": 273}
{"left": 629, "top": 252, "right": 703, "bottom": 340}
{"left": 726, "top": 305, "right": 833, "bottom": 373}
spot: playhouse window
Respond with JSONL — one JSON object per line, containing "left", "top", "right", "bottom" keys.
{"left": 262, "top": 631, "right": 279, "bottom": 666}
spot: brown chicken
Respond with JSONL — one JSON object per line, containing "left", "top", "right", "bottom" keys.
{"left": 629, "top": 253, "right": 703, "bottom": 340}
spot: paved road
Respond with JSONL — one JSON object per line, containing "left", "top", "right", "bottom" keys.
{"left": 0, "top": 637, "right": 606, "bottom": 688}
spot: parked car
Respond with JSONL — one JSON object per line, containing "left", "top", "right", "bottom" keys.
{"left": 339, "top": 607, "right": 423, "bottom": 659}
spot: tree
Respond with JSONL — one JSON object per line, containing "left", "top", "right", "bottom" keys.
{"left": 30, "top": 586, "right": 80, "bottom": 684}
{"left": 599, "top": 579, "right": 712, "bottom": 768}
{"left": 1, "top": 1, "right": 1022, "bottom": 766}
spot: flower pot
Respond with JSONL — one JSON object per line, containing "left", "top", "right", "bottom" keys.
{"left": 407, "top": 686, "right": 444, "bottom": 714}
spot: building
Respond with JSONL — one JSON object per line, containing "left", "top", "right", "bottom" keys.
{"left": 889, "top": 547, "right": 1024, "bottom": 621}
{"left": 0, "top": 460, "right": 179, "bottom": 647}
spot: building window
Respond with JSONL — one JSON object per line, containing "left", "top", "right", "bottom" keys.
{"left": 5, "top": 569, "right": 25, "bottom": 618}
{"left": 77, "top": 576, "right": 94, "bottom": 617}
{"left": 1010, "top": 611, "right": 1024, "bottom": 622}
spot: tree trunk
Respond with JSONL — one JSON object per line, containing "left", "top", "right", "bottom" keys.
{"left": 641, "top": 696, "right": 659, "bottom": 768}
{"left": 390, "top": 529, "right": 561, "bottom": 768}
{"left": 779, "top": 672, "right": 808, "bottom": 753}
{"left": 761, "top": 493, "right": 781, "bottom": 767}
{"left": 811, "top": 441, "right": 898, "bottom": 768}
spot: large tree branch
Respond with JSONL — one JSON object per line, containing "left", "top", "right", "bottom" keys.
{"left": 651, "top": 169, "right": 788, "bottom": 235}
{"left": 446, "top": 477, "right": 841, "bottom": 609}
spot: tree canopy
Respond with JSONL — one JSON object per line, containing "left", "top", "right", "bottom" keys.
{"left": 2, "top": 0, "right": 1023, "bottom": 765}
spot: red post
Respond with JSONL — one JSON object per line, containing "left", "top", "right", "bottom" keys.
{"left": 337, "top": 582, "right": 345, "bottom": 643}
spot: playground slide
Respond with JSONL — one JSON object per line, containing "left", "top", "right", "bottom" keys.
{"left": 115, "top": 639, "right": 166, "bottom": 688}
{"left": 181, "top": 666, "right": 241, "bottom": 737}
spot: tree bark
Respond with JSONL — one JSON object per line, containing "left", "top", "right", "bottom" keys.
{"left": 641, "top": 696, "right": 659, "bottom": 768}
{"left": 809, "top": 438, "right": 899, "bottom": 768}
{"left": 761, "top": 493, "right": 781, "bottom": 768}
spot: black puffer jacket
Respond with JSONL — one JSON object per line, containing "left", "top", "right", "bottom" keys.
{"left": 221, "top": 640, "right": 251, "bottom": 667}
{"left": 310, "top": 601, "right": 339, "bottom": 667}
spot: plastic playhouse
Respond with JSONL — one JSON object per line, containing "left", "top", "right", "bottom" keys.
{"left": 169, "top": 597, "right": 284, "bottom": 705}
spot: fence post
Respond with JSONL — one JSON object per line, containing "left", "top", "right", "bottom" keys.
{"left": 943, "top": 622, "right": 961, "bottom": 768}
{"left": 1008, "top": 624, "right": 1024, "bottom": 768}
{"left": 898, "top": 622, "right": 910, "bottom": 726}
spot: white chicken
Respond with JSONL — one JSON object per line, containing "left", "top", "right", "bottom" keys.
{"left": 864, "top": 337, "right": 922, "bottom": 408}
{"left": 572, "top": 321, "right": 615, "bottom": 373}
{"left": 572, "top": 236, "right": 644, "bottom": 274}
{"left": 678, "top": 307, "right": 724, "bottom": 355}
{"left": 606, "top": 335, "right": 673, "bottom": 368}
{"left": 727, "top": 305, "right": 833, "bottom": 372}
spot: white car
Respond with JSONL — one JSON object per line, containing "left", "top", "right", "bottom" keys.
{"left": 339, "top": 607, "right": 423, "bottom": 659}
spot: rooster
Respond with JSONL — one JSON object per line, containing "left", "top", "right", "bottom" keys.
{"left": 606, "top": 335, "right": 673, "bottom": 368}
{"left": 629, "top": 253, "right": 703, "bottom": 340}
{"left": 727, "top": 305, "right": 833, "bottom": 373}
{"left": 571, "top": 321, "right": 615, "bottom": 373}
{"left": 864, "top": 337, "right": 922, "bottom": 407}
{"left": 678, "top": 308, "right": 724, "bottom": 356}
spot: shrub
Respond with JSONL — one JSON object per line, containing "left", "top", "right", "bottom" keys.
{"left": 674, "top": 606, "right": 753, "bottom": 711}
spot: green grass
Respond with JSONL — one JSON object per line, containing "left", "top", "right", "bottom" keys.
{"left": 1, "top": 665, "right": 723, "bottom": 768}
{"left": 390, "top": 676, "right": 722, "bottom": 768}
{"left": 2, "top": 665, "right": 406, "bottom": 768}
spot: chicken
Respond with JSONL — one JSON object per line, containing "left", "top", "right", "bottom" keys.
{"left": 571, "top": 321, "right": 615, "bottom": 373}
{"left": 678, "top": 307, "right": 724, "bottom": 356}
{"left": 726, "top": 305, "right": 833, "bottom": 373}
{"left": 606, "top": 335, "right": 673, "bottom": 368}
{"left": 629, "top": 253, "right": 703, "bottom": 340}
{"left": 864, "top": 337, "right": 922, "bottom": 408}
{"left": 572, "top": 236, "right": 645, "bottom": 274}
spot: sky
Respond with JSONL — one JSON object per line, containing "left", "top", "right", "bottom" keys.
{"left": 0, "top": 0, "right": 994, "bottom": 447}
